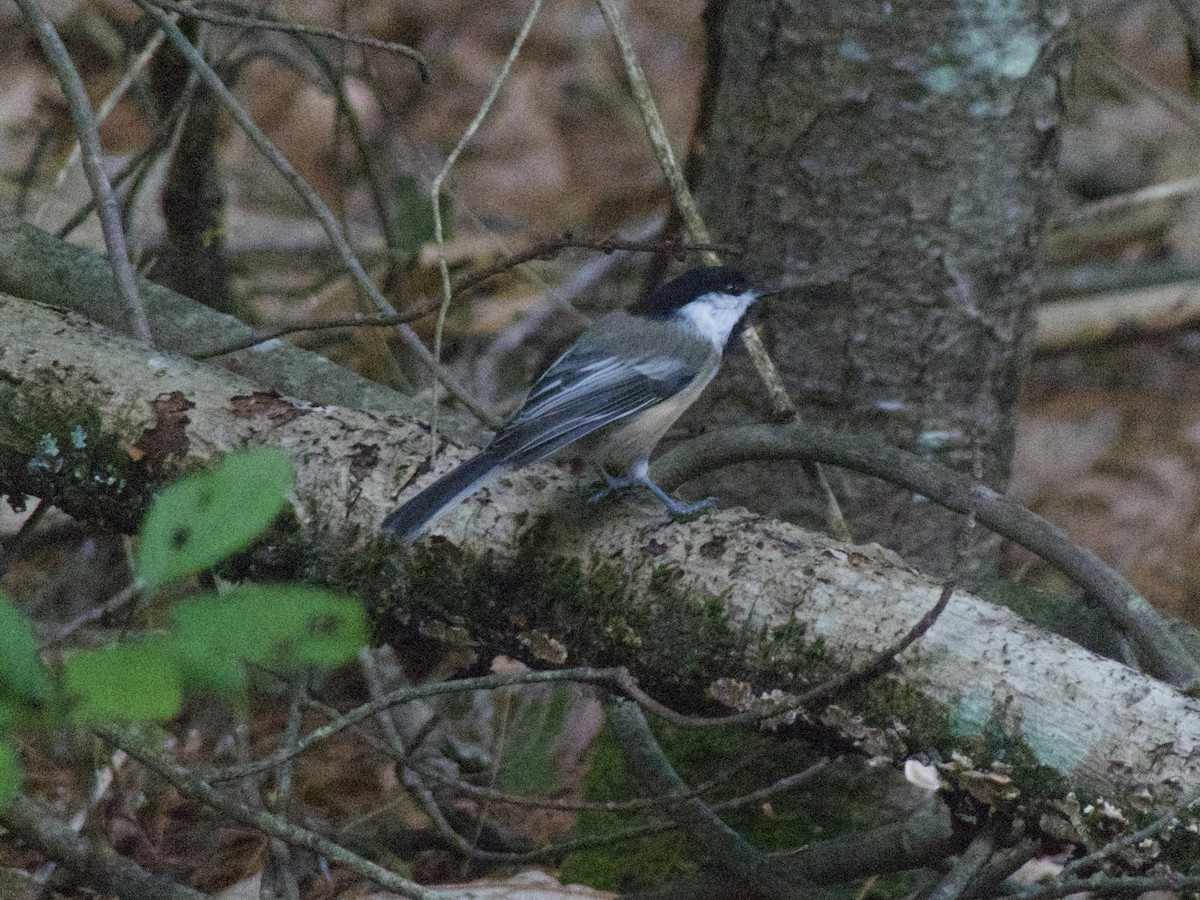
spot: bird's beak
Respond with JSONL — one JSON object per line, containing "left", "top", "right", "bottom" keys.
{"left": 756, "top": 278, "right": 805, "bottom": 299}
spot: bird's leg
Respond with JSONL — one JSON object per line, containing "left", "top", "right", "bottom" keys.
{"left": 589, "top": 460, "right": 715, "bottom": 517}
{"left": 640, "top": 476, "right": 716, "bottom": 516}
{"left": 588, "top": 464, "right": 639, "bottom": 502}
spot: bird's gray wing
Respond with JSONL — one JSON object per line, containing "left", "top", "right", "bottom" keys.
{"left": 489, "top": 339, "right": 693, "bottom": 467}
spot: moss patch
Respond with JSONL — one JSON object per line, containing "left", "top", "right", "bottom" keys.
{"left": 375, "top": 536, "right": 844, "bottom": 709}
{"left": 0, "top": 391, "right": 154, "bottom": 531}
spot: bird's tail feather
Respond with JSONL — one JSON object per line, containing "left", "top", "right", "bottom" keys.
{"left": 381, "top": 452, "right": 505, "bottom": 540}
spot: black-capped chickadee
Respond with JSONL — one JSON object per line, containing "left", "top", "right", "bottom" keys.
{"left": 381, "top": 266, "right": 769, "bottom": 540}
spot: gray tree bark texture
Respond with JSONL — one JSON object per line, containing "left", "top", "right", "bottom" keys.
{"left": 0, "top": 212, "right": 479, "bottom": 444}
{"left": 3, "top": 294, "right": 1199, "bottom": 808}
{"left": 691, "top": 0, "right": 1065, "bottom": 569}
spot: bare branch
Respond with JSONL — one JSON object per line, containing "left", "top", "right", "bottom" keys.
{"left": 1060, "top": 783, "right": 1200, "bottom": 879}
{"left": 193, "top": 235, "right": 734, "bottom": 360}
{"left": 992, "top": 873, "right": 1200, "bottom": 900}
{"left": 204, "top": 668, "right": 623, "bottom": 783}
{"left": 428, "top": 0, "right": 543, "bottom": 447}
{"left": 604, "top": 697, "right": 822, "bottom": 899}
{"left": 14, "top": 0, "right": 153, "bottom": 344}
{"left": 97, "top": 725, "right": 446, "bottom": 900}
{"left": 926, "top": 827, "right": 996, "bottom": 900}
{"left": 593, "top": 0, "right": 798, "bottom": 425}
{"left": 0, "top": 794, "right": 209, "bottom": 900}
{"left": 143, "top": 0, "right": 429, "bottom": 80}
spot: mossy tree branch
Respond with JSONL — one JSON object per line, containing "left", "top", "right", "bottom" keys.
{"left": 2, "top": 294, "right": 1200, "bottom": 809}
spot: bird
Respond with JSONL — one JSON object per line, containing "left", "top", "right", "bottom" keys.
{"left": 381, "top": 265, "right": 770, "bottom": 540}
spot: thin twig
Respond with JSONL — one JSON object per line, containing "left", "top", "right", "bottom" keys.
{"left": 15, "top": 0, "right": 153, "bottom": 345}
{"left": 41, "top": 584, "right": 139, "bottom": 649}
{"left": 428, "top": 0, "right": 544, "bottom": 450}
{"left": 1060, "top": 783, "right": 1200, "bottom": 879}
{"left": 962, "top": 840, "right": 1040, "bottom": 898}
{"left": 605, "top": 697, "right": 821, "bottom": 899}
{"left": 1084, "top": 30, "right": 1200, "bottom": 133}
{"left": 30, "top": 749, "right": 129, "bottom": 896}
{"left": 304, "top": 678, "right": 830, "bottom": 819}
{"left": 143, "top": 0, "right": 429, "bottom": 80}
{"left": 358, "top": 651, "right": 527, "bottom": 865}
{"left": 473, "top": 218, "right": 668, "bottom": 395}
{"left": 991, "top": 873, "right": 1200, "bottom": 900}
{"left": 288, "top": 29, "right": 404, "bottom": 263}
{"left": 616, "top": 581, "right": 953, "bottom": 729}
{"left": 0, "top": 794, "right": 209, "bottom": 900}
{"left": 452, "top": 233, "right": 738, "bottom": 298}
{"left": 402, "top": 766, "right": 528, "bottom": 864}
{"left": 739, "top": 323, "right": 799, "bottom": 418}
{"left": 594, "top": 0, "right": 711, "bottom": 258}
{"left": 40, "top": 18, "right": 172, "bottom": 219}
{"left": 591, "top": 0, "right": 855, "bottom": 546}
{"left": 97, "top": 725, "right": 446, "bottom": 900}
{"left": 263, "top": 678, "right": 305, "bottom": 900}
{"left": 804, "top": 459, "right": 852, "bottom": 540}
{"left": 193, "top": 234, "right": 731, "bottom": 360}
{"left": 355, "top": 649, "right": 525, "bottom": 864}
{"left": 789, "top": 580, "right": 954, "bottom": 707}
{"left": 294, "top": 679, "right": 781, "bottom": 815}
{"left": 926, "top": 827, "right": 996, "bottom": 900}
{"left": 146, "top": 661, "right": 829, "bottom": 870}
{"left": 194, "top": 310, "right": 439, "bottom": 359}
{"left": 593, "top": 0, "right": 797, "bottom": 414}
{"left": 204, "top": 667, "right": 623, "bottom": 783}
{"left": 131, "top": 0, "right": 497, "bottom": 426}
{"left": 56, "top": 71, "right": 200, "bottom": 240}
{"left": 420, "top": 751, "right": 769, "bottom": 813}
{"left": 1053, "top": 173, "right": 1200, "bottom": 227}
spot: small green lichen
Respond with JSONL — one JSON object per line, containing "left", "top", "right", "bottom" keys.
{"left": 1, "top": 395, "right": 153, "bottom": 530}
{"left": 922, "top": 65, "right": 960, "bottom": 94}
{"left": 949, "top": 686, "right": 994, "bottom": 738}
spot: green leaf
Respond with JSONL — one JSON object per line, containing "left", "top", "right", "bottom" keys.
{"left": 63, "top": 640, "right": 181, "bottom": 724}
{"left": 0, "top": 593, "right": 51, "bottom": 704}
{"left": 0, "top": 742, "right": 21, "bottom": 808}
{"left": 390, "top": 175, "right": 452, "bottom": 258}
{"left": 170, "top": 586, "right": 367, "bottom": 693}
{"left": 136, "top": 449, "right": 294, "bottom": 588}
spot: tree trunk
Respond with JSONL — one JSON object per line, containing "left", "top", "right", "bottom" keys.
{"left": 691, "top": 0, "right": 1065, "bottom": 569}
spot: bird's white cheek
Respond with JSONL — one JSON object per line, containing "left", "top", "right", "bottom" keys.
{"left": 675, "top": 296, "right": 755, "bottom": 348}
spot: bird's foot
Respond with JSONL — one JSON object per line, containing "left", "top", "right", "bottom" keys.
{"left": 588, "top": 469, "right": 639, "bottom": 504}
{"left": 589, "top": 467, "right": 716, "bottom": 519}
{"left": 660, "top": 494, "right": 717, "bottom": 517}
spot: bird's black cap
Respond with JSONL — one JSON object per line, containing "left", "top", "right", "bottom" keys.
{"left": 631, "top": 266, "right": 750, "bottom": 320}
